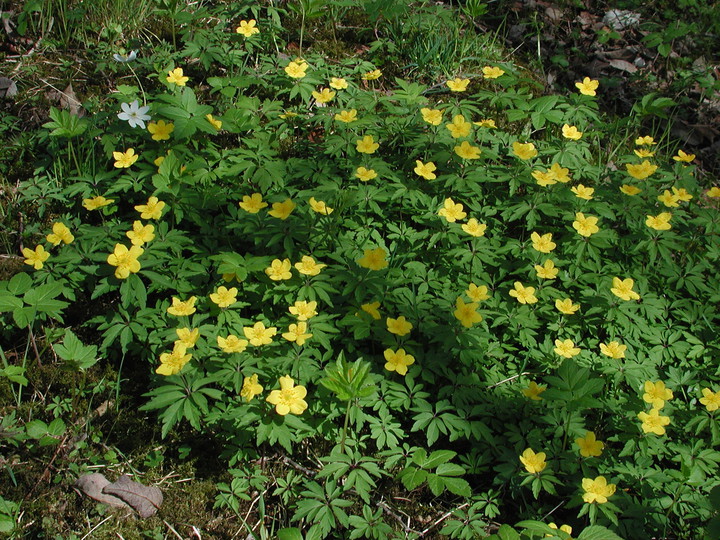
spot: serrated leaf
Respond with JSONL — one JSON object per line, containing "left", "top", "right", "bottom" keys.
{"left": 422, "top": 450, "right": 456, "bottom": 469}
{"left": 399, "top": 466, "right": 426, "bottom": 490}
{"left": 576, "top": 525, "right": 624, "bottom": 540}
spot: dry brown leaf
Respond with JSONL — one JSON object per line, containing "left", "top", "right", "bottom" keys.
{"left": 608, "top": 59, "right": 638, "bottom": 73}
{"left": 75, "top": 473, "right": 130, "bottom": 509}
{"left": 59, "top": 84, "right": 83, "bottom": 117}
{"left": 102, "top": 474, "right": 163, "bottom": 518}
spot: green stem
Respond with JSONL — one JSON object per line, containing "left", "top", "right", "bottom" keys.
{"left": 340, "top": 400, "right": 351, "bottom": 453}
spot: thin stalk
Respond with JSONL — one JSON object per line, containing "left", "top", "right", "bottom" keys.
{"left": 340, "top": 400, "right": 351, "bottom": 453}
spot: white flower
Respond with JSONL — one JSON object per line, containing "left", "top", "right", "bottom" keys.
{"left": 113, "top": 50, "right": 137, "bottom": 63}
{"left": 117, "top": 100, "right": 151, "bottom": 129}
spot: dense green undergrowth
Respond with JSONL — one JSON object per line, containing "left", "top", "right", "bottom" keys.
{"left": 2, "top": 0, "right": 720, "bottom": 538}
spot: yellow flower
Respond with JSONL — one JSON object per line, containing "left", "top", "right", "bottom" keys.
{"left": 634, "top": 148, "right": 655, "bottom": 158}
{"left": 46, "top": 222, "right": 74, "bottom": 246}
{"left": 209, "top": 286, "right": 238, "bottom": 308}
{"left": 643, "top": 380, "right": 673, "bottom": 409}
{"left": 657, "top": 190, "right": 680, "bottom": 208}
{"left": 635, "top": 135, "right": 656, "bottom": 146}
{"left": 646, "top": 212, "right": 672, "bottom": 231}
{"left": 106, "top": 244, "right": 143, "bottom": 279}
{"left": 83, "top": 196, "right": 114, "bottom": 210}
{"left": 279, "top": 110, "right": 299, "bottom": 119}
{"left": 555, "top": 298, "right": 579, "bottom": 315}
{"left": 626, "top": 160, "right": 658, "bottom": 180}
{"left": 167, "top": 296, "right": 197, "bottom": 316}
{"left": 268, "top": 198, "right": 296, "bottom": 220}
{"left": 282, "top": 322, "right": 312, "bottom": 346}
{"left": 454, "top": 141, "right": 481, "bottom": 160}
{"left": 156, "top": 343, "right": 192, "bottom": 376}
{"left": 611, "top": 277, "right": 640, "bottom": 301}
{"left": 453, "top": 297, "right": 482, "bottom": 328}
{"left": 357, "top": 247, "right": 388, "bottom": 270}
{"left": 266, "top": 375, "right": 308, "bottom": 415}
{"left": 461, "top": 218, "right": 487, "bottom": 237}
{"left": 309, "top": 197, "right": 334, "bottom": 215}
{"left": 217, "top": 334, "right": 249, "bottom": 353}
{"left": 312, "top": 87, "right": 336, "bottom": 104}
{"left": 519, "top": 448, "right": 547, "bottom": 474}
{"left": 474, "top": 118, "right": 496, "bottom": 128}
{"left": 446, "top": 77, "right": 469, "bottom": 91}
{"left": 362, "top": 69, "right": 382, "bottom": 80}
{"left": 620, "top": 184, "right": 642, "bottom": 196}
{"left": 125, "top": 221, "right": 155, "bottom": 246}
{"left": 482, "top": 65, "right": 505, "bottom": 79}
{"left": 240, "top": 374, "right": 263, "bottom": 402}
{"left": 22, "top": 245, "right": 50, "bottom": 270}
{"left": 206, "top": 114, "right": 222, "bottom": 130}
{"left": 446, "top": 115, "right": 472, "bottom": 138}
{"left": 707, "top": 187, "right": 720, "bottom": 198}
{"left": 438, "top": 197, "right": 467, "bottom": 223}
{"left": 466, "top": 283, "right": 490, "bottom": 302}
{"left": 289, "top": 300, "right": 318, "bottom": 321}
{"left": 562, "top": 124, "right": 583, "bottom": 140}
{"left": 329, "top": 77, "right": 348, "bottom": 89}
{"left": 239, "top": 193, "right": 268, "bottom": 213}
{"left": 236, "top": 19, "right": 259, "bottom": 38}
{"left": 548, "top": 524, "right": 573, "bottom": 537}
{"left": 421, "top": 107, "right": 443, "bottom": 126}
{"left": 386, "top": 316, "right": 413, "bottom": 336}
{"left": 265, "top": 258, "right": 292, "bottom": 281}
{"left": 599, "top": 341, "right": 626, "bottom": 359}
{"left": 700, "top": 388, "right": 720, "bottom": 412}
{"left": 522, "top": 381, "right": 546, "bottom": 400}
{"left": 175, "top": 327, "right": 199, "bottom": 349}
{"left": 134, "top": 196, "right": 165, "bottom": 220}
{"left": 113, "top": 148, "right": 139, "bottom": 168}
{"left": 355, "top": 167, "right": 377, "bottom": 182}
{"left": 575, "top": 77, "right": 599, "bottom": 96}
{"left": 571, "top": 184, "right": 594, "bottom": 200}
{"left": 383, "top": 348, "right": 415, "bottom": 375}
{"left": 530, "top": 232, "right": 556, "bottom": 253}
{"left": 572, "top": 212, "right": 599, "bottom": 237}
{"left": 535, "top": 259, "right": 559, "bottom": 280}
{"left": 285, "top": 60, "right": 308, "bottom": 79}
{"left": 334, "top": 109, "right": 357, "bottom": 123}
{"left": 509, "top": 282, "right": 537, "bottom": 304}
{"left": 356, "top": 135, "right": 379, "bottom": 154}
{"left": 554, "top": 338, "right": 581, "bottom": 358}
{"left": 638, "top": 408, "right": 670, "bottom": 435}
{"left": 148, "top": 120, "right": 174, "bottom": 141}
{"left": 548, "top": 163, "right": 571, "bottom": 183}
{"left": 243, "top": 321, "right": 277, "bottom": 347}
{"left": 512, "top": 141, "right": 537, "bottom": 160}
{"left": 532, "top": 170, "right": 555, "bottom": 187}
{"left": 582, "top": 476, "right": 616, "bottom": 504}
{"left": 414, "top": 160, "right": 437, "bottom": 180}
{"left": 166, "top": 67, "right": 189, "bottom": 86}
{"left": 672, "top": 186, "right": 693, "bottom": 202}
{"left": 360, "top": 301, "right": 381, "bottom": 320}
{"left": 295, "top": 255, "right": 325, "bottom": 276}
{"left": 575, "top": 431, "right": 604, "bottom": 458}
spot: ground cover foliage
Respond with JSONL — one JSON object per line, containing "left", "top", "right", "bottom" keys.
{"left": 1, "top": 0, "right": 720, "bottom": 538}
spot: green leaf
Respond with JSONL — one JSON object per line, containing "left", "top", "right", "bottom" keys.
{"left": 399, "top": 466, "right": 426, "bottom": 490}
{"left": 442, "top": 476, "right": 471, "bottom": 497}
{"left": 23, "top": 282, "right": 69, "bottom": 316}
{"left": 426, "top": 472, "right": 445, "bottom": 496}
{"left": 0, "top": 294, "right": 23, "bottom": 313}
{"left": 277, "top": 528, "right": 304, "bottom": 540}
{"left": 576, "top": 525, "right": 624, "bottom": 540}
{"left": 436, "top": 463, "right": 465, "bottom": 477}
{"left": 421, "top": 450, "right": 456, "bottom": 469}
{"left": 54, "top": 329, "right": 99, "bottom": 371}
{"left": 7, "top": 273, "right": 32, "bottom": 295}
